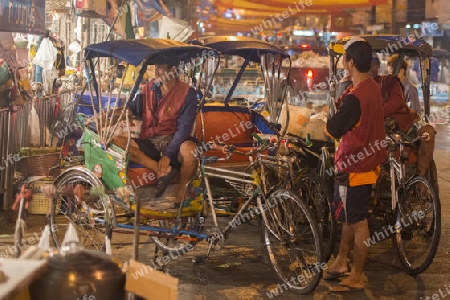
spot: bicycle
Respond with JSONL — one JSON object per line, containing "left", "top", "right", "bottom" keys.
{"left": 277, "top": 133, "right": 336, "bottom": 263}
{"left": 378, "top": 132, "right": 441, "bottom": 275}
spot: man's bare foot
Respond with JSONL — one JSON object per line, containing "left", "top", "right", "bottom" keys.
{"left": 330, "top": 275, "right": 364, "bottom": 292}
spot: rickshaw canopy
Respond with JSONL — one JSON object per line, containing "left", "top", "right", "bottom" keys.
{"left": 85, "top": 38, "right": 219, "bottom": 66}
{"left": 327, "top": 34, "right": 434, "bottom": 120}
{"left": 191, "top": 36, "right": 289, "bottom": 62}
{"left": 329, "top": 35, "right": 433, "bottom": 58}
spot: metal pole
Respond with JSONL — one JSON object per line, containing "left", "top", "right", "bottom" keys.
{"left": 392, "top": 0, "right": 397, "bottom": 34}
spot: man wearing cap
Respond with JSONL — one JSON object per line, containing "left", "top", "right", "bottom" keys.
{"left": 324, "top": 37, "right": 387, "bottom": 292}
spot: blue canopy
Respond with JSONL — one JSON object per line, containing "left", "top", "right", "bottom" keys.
{"left": 191, "top": 36, "right": 289, "bottom": 62}
{"left": 85, "top": 38, "right": 218, "bottom": 66}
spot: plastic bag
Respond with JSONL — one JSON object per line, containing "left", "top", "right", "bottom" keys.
{"left": 32, "top": 37, "right": 57, "bottom": 70}
{"left": 62, "top": 223, "right": 80, "bottom": 246}
{"left": 29, "top": 105, "right": 41, "bottom": 146}
{"left": 38, "top": 225, "right": 51, "bottom": 250}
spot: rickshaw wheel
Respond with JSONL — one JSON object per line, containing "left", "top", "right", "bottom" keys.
{"left": 150, "top": 178, "right": 206, "bottom": 256}
{"left": 49, "top": 168, "right": 113, "bottom": 251}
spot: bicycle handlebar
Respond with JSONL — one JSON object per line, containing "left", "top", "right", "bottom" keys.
{"left": 386, "top": 132, "right": 430, "bottom": 148}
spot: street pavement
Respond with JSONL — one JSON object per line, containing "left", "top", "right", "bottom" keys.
{"left": 0, "top": 122, "right": 449, "bottom": 300}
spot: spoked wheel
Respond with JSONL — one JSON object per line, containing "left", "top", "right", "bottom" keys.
{"left": 393, "top": 176, "right": 441, "bottom": 275}
{"left": 296, "top": 175, "right": 336, "bottom": 263}
{"left": 49, "top": 168, "right": 113, "bottom": 251}
{"left": 151, "top": 179, "right": 206, "bottom": 256}
{"left": 151, "top": 214, "right": 204, "bottom": 256}
{"left": 318, "top": 146, "right": 334, "bottom": 195}
{"left": 260, "top": 189, "right": 323, "bottom": 294}
{"left": 425, "top": 159, "right": 439, "bottom": 198}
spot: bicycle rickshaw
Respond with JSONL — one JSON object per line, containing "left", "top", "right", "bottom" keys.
{"left": 191, "top": 36, "right": 336, "bottom": 264}
{"left": 47, "top": 37, "right": 324, "bottom": 294}
{"left": 327, "top": 35, "right": 441, "bottom": 274}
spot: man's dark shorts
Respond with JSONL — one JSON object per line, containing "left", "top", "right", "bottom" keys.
{"left": 134, "top": 135, "right": 197, "bottom": 170}
{"left": 331, "top": 183, "right": 372, "bottom": 223}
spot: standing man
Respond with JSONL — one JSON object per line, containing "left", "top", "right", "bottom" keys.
{"left": 387, "top": 55, "right": 421, "bottom": 114}
{"left": 115, "top": 63, "right": 198, "bottom": 206}
{"left": 323, "top": 37, "right": 386, "bottom": 292}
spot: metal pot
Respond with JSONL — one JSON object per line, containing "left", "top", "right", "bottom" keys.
{"left": 29, "top": 247, "right": 125, "bottom": 300}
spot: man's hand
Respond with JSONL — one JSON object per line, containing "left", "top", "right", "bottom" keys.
{"left": 158, "top": 156, "right": 171, "bottom": 176}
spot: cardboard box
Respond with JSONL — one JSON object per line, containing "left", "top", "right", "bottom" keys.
{"left": 126, "top": 259, "right": 178, "bottom": 300}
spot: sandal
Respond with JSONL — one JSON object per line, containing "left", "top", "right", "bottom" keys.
{"left": 329, "top": 283, "right": 364, "bottom": 292}
{"left": 155, "top": 169, "right": 178, "bottom": 198}
{"left": 323, "top": 270, "right": 350, "bottom": 280}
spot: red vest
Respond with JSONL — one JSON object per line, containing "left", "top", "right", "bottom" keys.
{"left": 139, "top": 80, "right": 191, "bottom": 139}
{"left": 335, "top": 78, "right": 387, "bottom": 173}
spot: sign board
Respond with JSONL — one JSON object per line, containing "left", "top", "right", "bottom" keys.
{"left": 126, "top": 259, "right": 178, "bottom": 300}
{"left": 421, "top": 22, "right": 444, "bottom": 36}
{"left": 0, "top": 0, "right": 45, "bottom": 35}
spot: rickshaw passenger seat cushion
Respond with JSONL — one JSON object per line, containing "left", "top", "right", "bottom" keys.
{"left": 195, "top": 106, "right": 254, "bottom": 146}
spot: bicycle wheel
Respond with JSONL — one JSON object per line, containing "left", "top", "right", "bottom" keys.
{"left": 425, "top": 159, "right": 439, "bottom": 198}
{"left": 260, "top": 189, "right": 323, "bottom": 294}
{"left": 296, "top": 175, "right": 336, "bottom": 263}
{"left": 393, "top": 176, "right": 441, "bottom": 275}
{"left": 151, "top": 179, "right": 205, "bottom": 256}
{"left": 151, "top": 214, "right": 204, "bottom": 257}
{"left": 50, "top": 167, "right": 113, "bottom": 251}
{"left": 318, "top": 146, "right": 334, "bottom": 195}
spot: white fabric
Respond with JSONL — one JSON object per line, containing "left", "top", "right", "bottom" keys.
{"left": 32, "top": 38, "right": 57, "bottom": 70}
{"left": 343, "top": 36, "right": 366, "bottom": 51}
{"left": 159, "top": 16, "right": 193, "bottom": 41}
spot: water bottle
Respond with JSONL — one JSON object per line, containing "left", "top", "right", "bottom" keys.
{"left": 305, "top": 133, "right": 313, "bottom": 147}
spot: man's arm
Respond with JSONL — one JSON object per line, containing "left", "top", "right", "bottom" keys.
{"left": 381, "top": 76, "right": 407, "bottom": 117}
{"left": 163, "top": 88, "right": 197, "bottom": 161}
{"left": 408, "top": 83, "right": 421, "bottom": 113}
{"left": 326, "top": 94, "right": 361, "bottom": 139}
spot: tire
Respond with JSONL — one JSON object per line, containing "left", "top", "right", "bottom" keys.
{"left": 425, "top": 159, "right": 439, "bottom": 198}
{"left": 49, "top": 167, "right": 113, "bottom": 251}
{"left": 260, "top": 189, "right": 323, "bottom": 294}
{"left": 318, "top": 146, "right": 334, "bottom": 195}
{"left": 393, "top": 176, "right": 441, "bottom": 275}
{"left": 151, "top": 179, "right": 205, "bottom": 256}
{"left": 150, "top": 214, "right": 204, "bottom": 256}
{"left": 295, "top": 175, "right": 336, "bottom": 263}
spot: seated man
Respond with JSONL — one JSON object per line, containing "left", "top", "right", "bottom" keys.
{"left": 386, "top": 55, "right": 421, "bottom": 114}
{"left": 370, "top": 66, "right": 435, "bottom": 177}
{"left": 114, "top": 63, "right": 197, "bottom": 206}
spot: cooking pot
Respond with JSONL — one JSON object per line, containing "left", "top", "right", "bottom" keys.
{"left": 29, "top": 245, "right": 125, "bottom": 300}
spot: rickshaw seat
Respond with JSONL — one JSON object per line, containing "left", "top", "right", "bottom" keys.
{"left": 194, "top": 105, "right": 277, "bottom": 164}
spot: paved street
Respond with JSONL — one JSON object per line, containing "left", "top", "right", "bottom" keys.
{"left": 0, "top": 121, "right": 449, "bottom": 300}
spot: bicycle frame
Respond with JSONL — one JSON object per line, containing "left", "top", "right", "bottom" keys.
{"left": 200, "top": 151, "right": 290, "bottom": 236}
{"left": 386, "top": 133, "right": 428, "bottom": 212}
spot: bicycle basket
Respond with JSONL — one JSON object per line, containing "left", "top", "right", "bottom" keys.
{"left": 16, "top": 151, "right": 62, "bottom": 177}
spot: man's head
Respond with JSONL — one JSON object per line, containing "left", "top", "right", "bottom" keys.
{"left": 387, "top": 54, "right": 408, "bottom": 79}
{"left": 342, "top": 38, "right": 373, "bottom": 74}
{"left": 370, "top": 56, "right": 381, "bottom": 78}
{"left": 155, "top": 64, "right": 178, "bottom": 83}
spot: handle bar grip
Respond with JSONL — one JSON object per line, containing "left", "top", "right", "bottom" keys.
{"left": 252, "top": 132, "right": 265, "bottom": 144}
